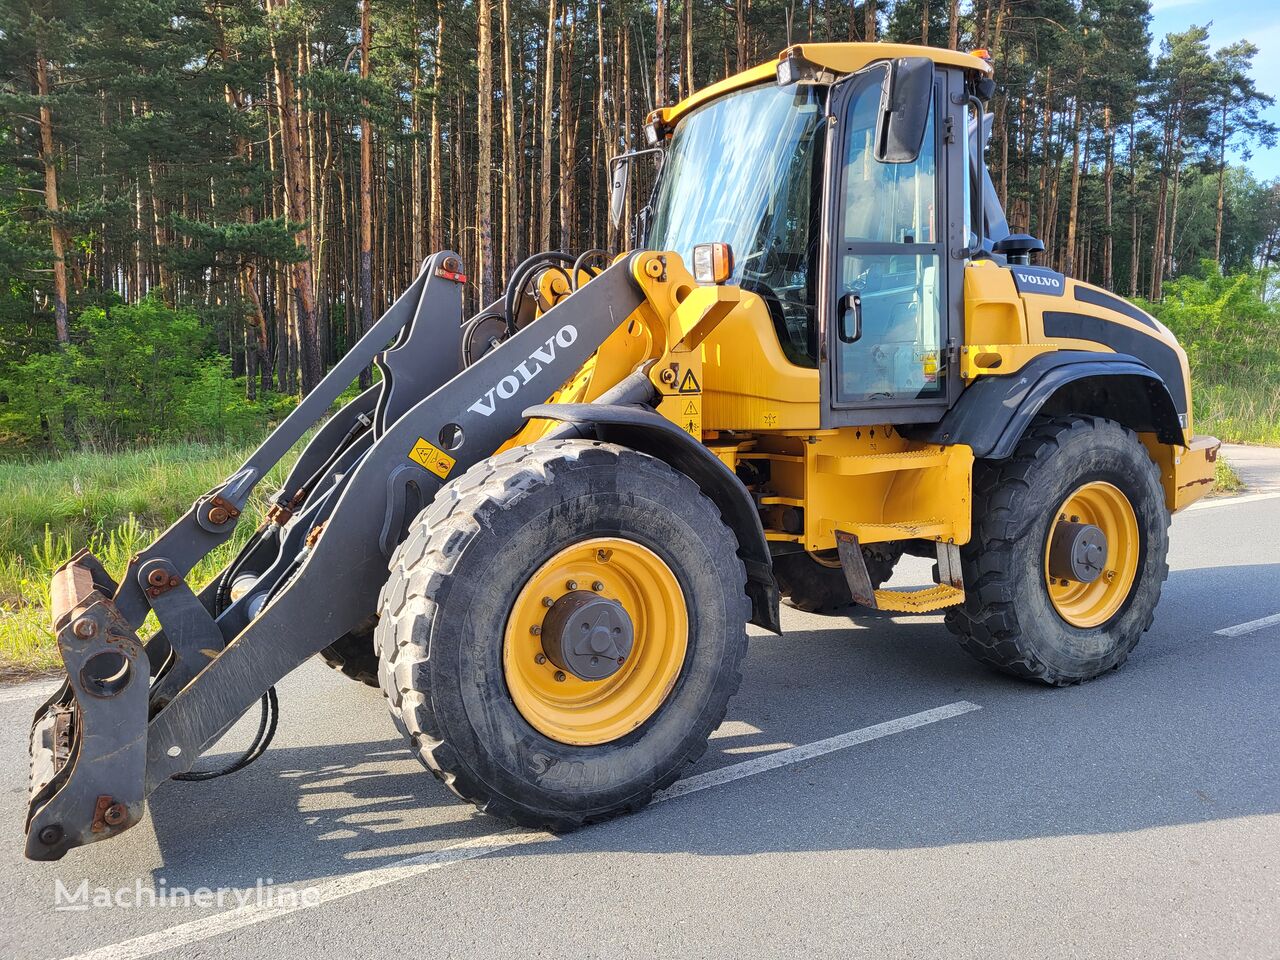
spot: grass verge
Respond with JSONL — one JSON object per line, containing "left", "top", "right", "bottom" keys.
{"left": 0, "top": 440, "right": 294, "bottom": 681}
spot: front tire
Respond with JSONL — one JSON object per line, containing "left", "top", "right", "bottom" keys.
{"left": 945, "top": 416, "right": 1169, "bottom": 685}
{"left": 376, "top": 440, "right": 750, "bottom": 831}
{"left": 317, "top": 617, "right": 379, "bottom": 687}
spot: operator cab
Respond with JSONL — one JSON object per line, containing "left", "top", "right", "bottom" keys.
{"left": 642, "top": 44, "right": 1018, "bottom": 428}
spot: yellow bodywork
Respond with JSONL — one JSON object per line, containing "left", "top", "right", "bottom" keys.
{"left": 512, "top": 42, "right": 1214, "bottom": 612}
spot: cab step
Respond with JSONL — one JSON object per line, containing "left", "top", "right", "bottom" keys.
{"left": 871, "top": 583, "right": 964, "bottom": 613}
{"left": 834, "top": 530, "right": 965, "bottom": 614}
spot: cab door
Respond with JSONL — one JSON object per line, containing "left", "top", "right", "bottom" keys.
{"left": 819, "top": 62, "right": 967, "bottom": 427}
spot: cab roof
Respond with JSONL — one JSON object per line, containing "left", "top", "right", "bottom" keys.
{"left": 655, "top": 42, "right": 993, "bottom": 129}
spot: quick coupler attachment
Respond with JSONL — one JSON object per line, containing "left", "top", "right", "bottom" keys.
{"left": 25, "top": 549, "right": 149, "bottom": 861}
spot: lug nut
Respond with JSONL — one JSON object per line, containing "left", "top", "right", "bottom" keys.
{"left": 534, "top": 653, "right": 546, "bottom": 664}
{"left": 566, "top": 580, "right": 578, "bottom": 590}
{"left": 591, "top": 581, "right": 604, "bottom": 592}
{"left": 72, "top": 618, "right": 97, "bottom": 640}
{"left": 542, "top": 596, "right": 554, "bottom": 608}
{"left": 530, "top": 625, "right": 541, "bottom": 636}
{"left": 554, "top": 671, "right": 566, "bottom": 682}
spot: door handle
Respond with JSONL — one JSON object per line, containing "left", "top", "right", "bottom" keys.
{"left": 837, "top": 291, "right": 862, "bottom": 344}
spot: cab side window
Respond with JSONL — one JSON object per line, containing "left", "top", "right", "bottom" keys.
{"left": 834, "top": 67, "right": 945, "bottom": 405}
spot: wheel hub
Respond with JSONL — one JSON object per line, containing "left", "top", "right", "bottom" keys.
{"left": 1043, "top": 481, "right": 1140, "bottom": 629}
{"left": 541, "top": 591, "right": 634, "bottom": 681}
{"left": 1047, "top": 521, "right": 1108, "bottom": 583}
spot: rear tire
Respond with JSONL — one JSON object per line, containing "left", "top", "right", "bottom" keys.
{"left": 944, "top": 415, "right": 1169, "bottom": 685}
{"left": 376, "top": 439, "right": 750, "bottom": 831}
{"left": 773, "top": 543, "right": 901, "bottom": 613}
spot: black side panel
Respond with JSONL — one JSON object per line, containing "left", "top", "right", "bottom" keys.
{"left": 1041, "top": 311, "right": 1186, "bottom": 415}
{"left": 1071, "top": 285, "right": 1159, "bottom": 331}
{"left": 907, "top": 351, "right": 1183, "bottom": 459}
{"left": 524, "top": 401, "right": 782, "bottom": 635}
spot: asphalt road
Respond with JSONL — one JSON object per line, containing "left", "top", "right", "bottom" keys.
{"left": 1, "top": 483, "right": 1278, "bottom": 960}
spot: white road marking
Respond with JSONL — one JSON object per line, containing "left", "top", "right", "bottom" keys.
{"left": 57, "top": 700, "right": 980, "bottom": 960}
{"left": 0, "top": 679, "right": 59, "bottom": 704}
{"left": 655, "top": 700, "right": 980, "bottom": 801}
{"left": 1185, "top": 491, "right": 1280, "bottom": 512}
{"left": 1215, "top": 611, "right": 1280, "bottom": 638}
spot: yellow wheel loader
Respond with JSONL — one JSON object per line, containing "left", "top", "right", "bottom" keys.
{"left": 26, "top": 43, "right": 1220, "bottom": 860}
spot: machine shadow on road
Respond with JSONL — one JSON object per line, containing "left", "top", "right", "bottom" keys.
{"left": 126, "top": 561, "right": 1280, "bottom": 891}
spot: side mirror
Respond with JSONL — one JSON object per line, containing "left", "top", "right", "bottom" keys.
{"left": 608, "top": 157, "right": 629, "bottom": 229}
{"left": 875, "top": 57, "right": 933, "bottom": 164}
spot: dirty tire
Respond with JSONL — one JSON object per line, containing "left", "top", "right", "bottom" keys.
{"left": 944, "top": 415, "right": 1169, "bottom": 685}
{"left": 773, "top": 543, "right": 902, "bottom": 613}
{"left": 375, "top": 439, "right": 750, "bottom": 831}
{"left": 317, "top": 616, "right": 380, "bottom": 688}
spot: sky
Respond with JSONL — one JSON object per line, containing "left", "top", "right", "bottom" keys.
{"left": 1148, "top": 0, "right": 1280, "bottom": 180}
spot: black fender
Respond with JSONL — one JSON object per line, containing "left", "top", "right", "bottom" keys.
{"left": 524, "top": 401, "right": 782, "bottom": 634}
{"left": 909, "top": 351, "right": 1184, "bottom": 459}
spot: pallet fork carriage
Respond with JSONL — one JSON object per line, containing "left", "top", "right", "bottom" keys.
{"left": 27, "top": 42, "right": 1220, "bottom": 860}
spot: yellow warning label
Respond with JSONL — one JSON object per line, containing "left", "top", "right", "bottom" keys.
{"left": 677, "top": 368, "right": 701, "bottom": 394}
{"left": 408, "top": 437, "right": 456, "bottom": 479}
{"left": 675, "top": 395, "right": 701, "bottom": 437}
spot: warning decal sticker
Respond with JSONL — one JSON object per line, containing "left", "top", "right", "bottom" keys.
{"left": 408, "top": 437, "right": 456, "bottom": 480}
{"left": 677, "top": 368, "right": 701, "bottom": 394}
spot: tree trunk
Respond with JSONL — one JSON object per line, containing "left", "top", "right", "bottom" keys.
{"left": 476, "top": 0, "right": 495, "bottom": 303}
{"left": 1215, "top": 99, "right": 1227, "bottom": 265}
{"left": 411, "top": 1, "right": 424, "bottom": 269}
{"left": 429, "top": 0, "right": 445, "bottom": 253}
{"left": 358, "top": 0, "right": 374, "bottom": 388}
{"left": 35, "top": 46, "right": 70, "bottom": 344}
{"left": 655, "top": 0, "right": 667, "bottom": 105}
{"left": 500, "top": 0, "right": 518, "bottom": 277}
{"left": 683, "top": 0, "right": 695, "bottom": 97}
{"left": 539, "top": 0, "right": 557, "bottom": 250}
{"left": 1102, "top": 105, "right": 1114, "bottom": 290}
{"left": 267, "top": 0, "right": 322, "bottom": 392}
{"left": 1063, "top": 75, "right": 1085, "bottom": 278}
{"left": 864, "top": 0, "right": 876, "bottom": 42}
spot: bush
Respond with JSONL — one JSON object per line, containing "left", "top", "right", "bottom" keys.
{"left": 0, "top": 298, "right": 293, "bottom": 449}
{"left": 1137, "top": 266, "right": 1280, "bottom": 444}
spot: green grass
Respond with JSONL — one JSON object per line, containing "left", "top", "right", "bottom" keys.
{"left": 0, "top": 439, "right": 295, "bottom": 680}
{"left": 1213, "top": 455, "right": 1244, "bottom": 494}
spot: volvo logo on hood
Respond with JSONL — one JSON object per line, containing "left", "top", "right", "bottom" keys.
{"left": 1009, "top": 267, "right": 1066, "bottom": 297}
{"left": 468, "top": 324, "right": 579, "bottom": 417}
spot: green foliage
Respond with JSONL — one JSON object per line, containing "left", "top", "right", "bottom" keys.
{"left": 0, "top": 438, "right": 297, "bottom": 677}
{"left": 1138, "top": 266, "right": 1280, "bottom": 444}
{"left": 0, "top": 298, "right": 293, "bottom": 448}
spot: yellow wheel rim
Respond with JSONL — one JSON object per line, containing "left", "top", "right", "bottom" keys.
{"left": 1044, "top": 481, "right": 1140, "bottom": 628}
{"left": 503, "top": 537, "right": 688, "bottom": 746}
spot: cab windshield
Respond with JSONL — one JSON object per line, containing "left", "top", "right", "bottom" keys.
{"left": 647, "top": 83, "right": 827, "bottom": 366}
